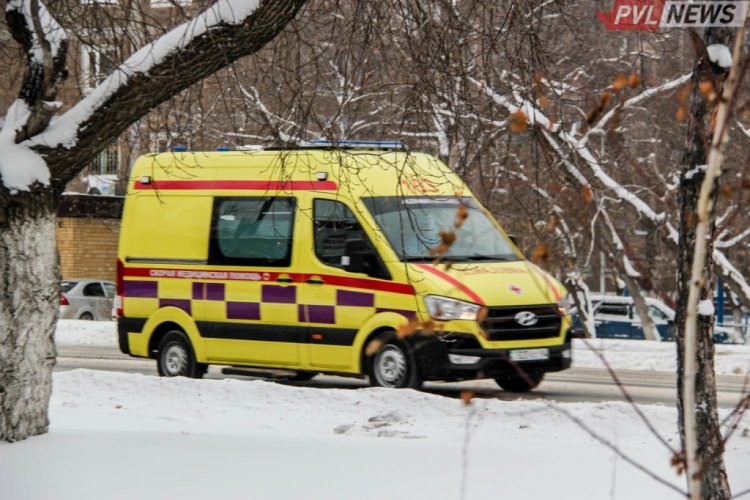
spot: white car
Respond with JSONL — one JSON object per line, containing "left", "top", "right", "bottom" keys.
{"left": 572, "top": 294, "right": 743, "bottom": 344}
{"left": 60, "top": 279, "right": 116, "bottom": 321}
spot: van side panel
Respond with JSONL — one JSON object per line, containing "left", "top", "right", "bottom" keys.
{"left": 125, "top": 194, "right": 211, "bottom": 261}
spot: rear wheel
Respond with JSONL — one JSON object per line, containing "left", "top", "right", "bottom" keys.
{"left": 157, "top": 330, "right": 207, "bottom": 378}
{"left": 79, "top": 312, "right": 94, "bottom": 320}
{"left": 495, "top": 371, "right": 544, "bottom": 392}
{"left": 367, "top": 336, "right": 421, "bottom": 389}
{"left": 288, "top": 371, "right": 317, "bottom": 382}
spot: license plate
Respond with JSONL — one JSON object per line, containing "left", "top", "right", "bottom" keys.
{"left": 509, "top": 348, "right": 549, "bottom": 361}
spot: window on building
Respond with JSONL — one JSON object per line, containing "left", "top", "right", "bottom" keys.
{"left": 90, "top": 145, "right": 120, "bottom": 175}
{"left": 81, "top": 44, "right": 118, "bottom": 92}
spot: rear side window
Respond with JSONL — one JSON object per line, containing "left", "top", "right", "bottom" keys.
{"left": 103, "top": 283, "right": 116, "bottom": 297}
{"left": 209, "top": 197, "right": 295, "bottom": 267}
{"left": 83, "top": 283, "right": 105, "bottom": 297}
{"left": 597, "top": 304, "right": 629, "bottom": 317}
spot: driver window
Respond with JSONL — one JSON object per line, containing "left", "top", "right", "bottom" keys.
{"left": 313, "top": 199, "right": 367, "bottom": 268}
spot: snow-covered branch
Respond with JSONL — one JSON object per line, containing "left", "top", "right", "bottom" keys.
{"left": 582, "top": 73, "right": 692, "bottom": 147}
{"left": 23, "top": 0, "right": 306, "bottom": 189}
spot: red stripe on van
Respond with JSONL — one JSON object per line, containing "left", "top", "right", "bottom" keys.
{"left": 133, "top": 180, "right": 338, "bottom": 191}
{"left": 415, "top": 264, "right": 485, "bottom": 305}
{"left": 310, "top": 274, "right": 415, "bottom": 296}
{"left": 121, "top": 267, "right": 415, "bottom": 296}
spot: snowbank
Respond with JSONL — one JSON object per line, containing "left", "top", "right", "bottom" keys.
{"left": 0, "top": 369, "right": 747, "bottom": 499}
{"left": 0, "top": 322, "right": 746, "bottom": 499}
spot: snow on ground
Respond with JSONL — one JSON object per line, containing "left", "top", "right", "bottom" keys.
{"left": 0, "top": 320, "right": 746, "bottom": 499}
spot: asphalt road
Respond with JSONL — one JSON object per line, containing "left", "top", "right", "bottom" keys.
{"left": 56, "top": 345, "right": 749, "bottom": 409}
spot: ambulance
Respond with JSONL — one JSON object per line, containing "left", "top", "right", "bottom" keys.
{"left": 116, "top": 141, "right": 573, "bottom": 391}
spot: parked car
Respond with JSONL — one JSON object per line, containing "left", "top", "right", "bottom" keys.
{"left": 571, "top": 294, "right": 742, "bottom": 344}
{"left": 60, "top": 279, "right": 116, "bottom": 321}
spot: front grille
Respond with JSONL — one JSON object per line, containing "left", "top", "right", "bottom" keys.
{"left": 481, "top": 304, "right": 562, "bottom": 341}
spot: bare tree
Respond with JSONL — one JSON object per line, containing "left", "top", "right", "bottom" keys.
{"left": 0, "top": 0, "right": 306, "bottom": 442}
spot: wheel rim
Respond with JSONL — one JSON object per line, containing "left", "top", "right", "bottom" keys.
{"left": 374, "top": 345, "right": 408, "bottom": 387}
{"left": 163, "top": 343, "right": 188, "bottom": 376}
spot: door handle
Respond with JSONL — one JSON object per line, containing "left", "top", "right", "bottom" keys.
{"left": 276, "top": 276, "right": 294, "bottom": 283}
{"left": 306, "top": 276, "right": 325, "bottom": 285}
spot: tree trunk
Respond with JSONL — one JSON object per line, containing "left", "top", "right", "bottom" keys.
{"left": 0, "top": 189, "right": 59, "bottom": 442}
{"left": 675, "top": 27, "right": 732, "bottom": 499}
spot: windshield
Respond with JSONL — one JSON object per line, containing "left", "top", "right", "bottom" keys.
{"left": 60, "top": 281, "right": 77, "bottom": 293}
{"left": 363, "top": 197, "right": 519, "bottom": 262}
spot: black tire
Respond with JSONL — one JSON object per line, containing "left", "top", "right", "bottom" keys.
{"left": 289, "top": 371, "right": 317, "bottom": 382}
{"left": 157, "top": 330, "right": 207, "bottom": 379}
{"left": 495, "top": 371, "right": 545, "bottom": 392}
{"left": 79, "top": 312, "right": 94, "bottom": 320}
{"left": 367, "top": 336, "right": 421, "bottom": 389}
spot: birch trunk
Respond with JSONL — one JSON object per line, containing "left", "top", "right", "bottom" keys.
{"left": 676, "top": 26, "right": 736, "bottom": 499}
{"left": 0, "top": 189, "right": 59, "bottom": 441}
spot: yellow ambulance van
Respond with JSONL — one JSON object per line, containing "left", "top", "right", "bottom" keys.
{"left": 116, "top": 142, "right": 573, "bottom": 391}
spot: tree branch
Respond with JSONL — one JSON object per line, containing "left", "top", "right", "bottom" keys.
{"left": 24, "top": 0, "right": 307, "bottom": 190}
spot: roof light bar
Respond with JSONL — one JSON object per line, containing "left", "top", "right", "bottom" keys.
{"left": 308, "top": 139, "right": 405, "bottom": 150}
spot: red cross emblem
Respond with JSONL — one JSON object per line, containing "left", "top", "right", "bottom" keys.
{"left": 509, "top": 285, "right": 523, "bottom": 295}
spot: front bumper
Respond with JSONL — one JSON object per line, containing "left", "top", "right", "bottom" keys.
{"left": 407, "top": 333, "right": 572, "bottom": 381}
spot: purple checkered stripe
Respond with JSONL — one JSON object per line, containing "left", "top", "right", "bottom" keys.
{"left": 123, "top": 281, "right": 415, "bottom": 323}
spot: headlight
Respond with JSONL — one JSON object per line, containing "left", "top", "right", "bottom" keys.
{"left": 424, "top": 295, "right": 481, "bottom": 321}
{"left": 557, "top": 292, "right": 574, "bottom": 316}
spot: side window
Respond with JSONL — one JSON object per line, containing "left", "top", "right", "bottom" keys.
{"left": 313, "top": 199, "right": 365, "bottom": 268}
{"left": 83, "top": 283, "right": 105, "bottom": 297}
{"left": 209, "top": 197, "right": 295, "bottom": 266}
{"left": 648, "top": 306, "right": 670, "bottom": 322}
{"left": 596, "top": 303, "right": 629, "bottom": 317}
{"left": 313, "top": 199, "right": 389, "bottom": 280}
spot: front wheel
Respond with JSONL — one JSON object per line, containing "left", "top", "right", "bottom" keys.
{"left": 495, "top": 371, "right": 544, "bottom": 392}
{"left": 157, "top": 330, "right": 207, "bottom": 379}
{"left": 367, "top": 337, "right": 421, "bottom": 389}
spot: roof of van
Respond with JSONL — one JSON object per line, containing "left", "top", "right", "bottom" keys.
{"left": 128, "top": 149, "right": 468, "bottom": 198}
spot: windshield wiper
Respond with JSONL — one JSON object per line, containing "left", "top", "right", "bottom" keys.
{"left": 461, "top": 254, "right": 515, "bottom": 261}
{"left": 403, "top": 254, "right": 515, "bottom": 263}
{"left": 401, "top": 255, "right": 433, "bottom": 262}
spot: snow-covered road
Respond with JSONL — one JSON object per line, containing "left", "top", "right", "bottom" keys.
{"left": 0, "top": 320, "right": 746, "bottom": 500}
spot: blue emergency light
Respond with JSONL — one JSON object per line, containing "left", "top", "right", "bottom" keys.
{"left": 309, "top": 139, "right": 405, "bottom": 150}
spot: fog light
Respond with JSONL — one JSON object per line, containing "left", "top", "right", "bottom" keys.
{"left": 448, "top": 354, "right": 481, "bottom": 365}
{"left": 562, "top": 349, "right": 572, "bottom": 360}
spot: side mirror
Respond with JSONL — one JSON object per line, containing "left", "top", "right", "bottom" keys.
{"left": 508, "top": 234, "right": 519, "bottom": 247}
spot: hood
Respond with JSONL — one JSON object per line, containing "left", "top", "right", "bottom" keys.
{"left": 408, "top": 260, "right": 565, "bottom": 306}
